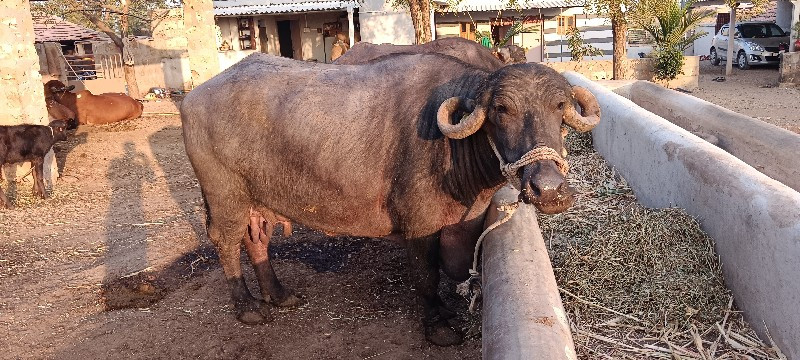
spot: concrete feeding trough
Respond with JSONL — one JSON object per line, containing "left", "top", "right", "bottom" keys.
{"left": 561, "top": 72, "right": 800, "bottom": 359}
{"left": 481, "top": 186, "right": 576, "bottom": 360}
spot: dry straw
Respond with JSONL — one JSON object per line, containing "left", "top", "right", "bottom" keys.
{"left": 538, "top": 131, "right": 785, "bottom": 359}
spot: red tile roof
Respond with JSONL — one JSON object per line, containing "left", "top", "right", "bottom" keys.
{"left": 33, "top": 16, "right": 107, "bottom": 42}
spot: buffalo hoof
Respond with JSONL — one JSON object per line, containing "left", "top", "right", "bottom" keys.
{"left": 270, "top": 292, "right": 302, "bottom": 307}
{"left": 236, "top": 300, "right": 272, "bottom": 325}
{"left": 424, "top": 319, "right": 463, "bottom": 346}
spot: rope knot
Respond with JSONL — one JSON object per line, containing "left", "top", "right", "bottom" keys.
{"left": 487, "top": 136, "right": 569, "bottom": 190}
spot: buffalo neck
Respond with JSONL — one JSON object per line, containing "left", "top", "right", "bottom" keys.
{"left": 444, "top": 129, "right": 506, "bottom": 204}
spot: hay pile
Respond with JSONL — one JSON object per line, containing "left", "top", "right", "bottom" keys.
{"left": 538, "top": 131, "right": 786, "bottom": 359}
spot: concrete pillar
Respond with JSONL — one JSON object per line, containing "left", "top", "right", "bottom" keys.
{"left": 183, "top": 0, "right": 221, "bottom": 88}
{"left": 1, "top": 0, "right": 58, "bottom": 185}
{"left": 791, "top": 1, "right": 800, "bottom": 52}
{"left": 347, "top": 6, "right": 355, "bottom": 47}
{"left": 430, "top": 9, "right": 436, "bottom": 40}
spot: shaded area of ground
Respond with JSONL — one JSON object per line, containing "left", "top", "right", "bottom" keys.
{"left": 0, "top": 100, "right": 480, "bottom": 359}
{"left": 693, "top": 61, "right": 800, "bottom": 133}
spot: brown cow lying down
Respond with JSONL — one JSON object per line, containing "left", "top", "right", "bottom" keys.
{"left": 333, "top": 37, "right": 527, "bottom": 70}
{"left": 45, "top": 97, "right": 77, "bottom": 130}
{"left": 44, "top": 80, "right": 143, "bottom": 125}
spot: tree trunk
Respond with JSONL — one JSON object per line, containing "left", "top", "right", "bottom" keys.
{"left": 611, "top": 17, "right": 628, "bottom": 80}
{"left": 408, "top": 0, "right": 432, "bottom": 44}
{"left": 725, "top": 6, "right": 736, "bottom": 76}
{"left": 123, "top": 64, "right": 141, "bottom": 98}
{"left": 80, "top": 0, "right": 142, "bottom": 98}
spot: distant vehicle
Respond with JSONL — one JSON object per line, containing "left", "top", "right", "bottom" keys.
{"left": 710, "top": 21, "right": 790, "bottom": 70}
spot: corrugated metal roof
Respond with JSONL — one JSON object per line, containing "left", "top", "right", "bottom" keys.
{"left": 33, "top": 16, "right": 107, "bottom": 43}
{"left": 441, "top": 0, "right": 575, "bottom": 12}
{"left": 215, "top": 0, "right": 358, "bottom": 16}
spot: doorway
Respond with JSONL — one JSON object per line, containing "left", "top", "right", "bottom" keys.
{"left": 277, "top": 20, "right": 294, "bottom": 58}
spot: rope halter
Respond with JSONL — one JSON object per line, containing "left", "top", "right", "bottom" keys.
{"left": 486, "top": 134, "right": 569, "bottom": 190}
{"left": 457, "top": 133, "right": 571, "bottom": 313}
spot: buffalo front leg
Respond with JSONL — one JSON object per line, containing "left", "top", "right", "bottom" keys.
{"left": 406, "top": 234, "right": 463, "bottom": 346}
{"left": 242, "top": 213, "right": 301, "bottom": 307}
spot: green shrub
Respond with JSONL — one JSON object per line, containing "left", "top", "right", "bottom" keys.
{"left": 652, "top": 46, "right": 685, "bottom": 81}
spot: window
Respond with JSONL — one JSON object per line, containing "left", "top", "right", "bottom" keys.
{"left": 721, "top": 26, "right": 728, "bottom": 36}
{"left": 556, "top": 15, "right": 575, "bottom": 35}
{"left": 459, "top": 22, "right": 475, "bottom": 40}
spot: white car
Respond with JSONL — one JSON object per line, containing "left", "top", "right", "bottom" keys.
{"left": 710, "top": 21, "right": 790, "bottom": 70}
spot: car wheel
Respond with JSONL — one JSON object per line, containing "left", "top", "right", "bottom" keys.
{"left": 737, "top": 51, "right": 750, "bottom": 70}
{"left": 710, "top": 47, "right": 720, "bottom": 66}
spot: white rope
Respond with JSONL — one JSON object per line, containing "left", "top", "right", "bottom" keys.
{"left": 456, "top": 133, "right": 569, "bottom": 313}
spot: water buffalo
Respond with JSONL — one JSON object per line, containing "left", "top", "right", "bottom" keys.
{"left": 333, "top": 37, "right": 508, "bottom": 70}
{"left": 45, "top": 80, "right": 143, "bottom": 125}
{"left": 0, "top": 120, "right": 69, "bottom": 209}
{"left": 180, "top": 53, "right": 600, "bottom": 346}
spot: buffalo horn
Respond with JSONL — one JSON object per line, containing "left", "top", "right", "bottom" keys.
{"left": 437, "top": 97, "right": 486, "bottom": 139}
{"left": 563, "top": 86, "right": 601, "bottom": 132}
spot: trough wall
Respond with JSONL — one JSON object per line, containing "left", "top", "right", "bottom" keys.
{"left": 482, "top": 187, "right": 576, "bottom": 360}
{"left": 545, "top": 57, "right": 699, "bottom": 89}
{"left": 619, "top": 80, "right": 800, "bottom": 193}
{"left": 564, "top": 72, "right": 800, "bottom": 359}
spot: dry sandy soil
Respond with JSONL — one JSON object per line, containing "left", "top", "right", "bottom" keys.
{"left": 0, "top": 101, "right": 480, "bottom": 359}
{"left": 693, "top": 60, "right": 800, "bottom": 133}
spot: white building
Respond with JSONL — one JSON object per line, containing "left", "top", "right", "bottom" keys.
{"left": 211, "top": 0, "right": 653, "bottom": 64}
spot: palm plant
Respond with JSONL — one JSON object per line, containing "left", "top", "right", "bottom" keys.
{"left": 633, "top": 0, "right": 712, "bottom": 80}
{"left": 474, "top": 20, "right": 538, "bottom": 49}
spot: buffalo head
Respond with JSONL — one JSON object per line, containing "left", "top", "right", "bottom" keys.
{"left": 437, "top": 64, "right": 601, "bottom": 214}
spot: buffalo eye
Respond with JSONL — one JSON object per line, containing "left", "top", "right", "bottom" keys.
{"left": 494, "top": 104, "right": 507, "bottom": 114}
{"left": 557, "top": 101, "right": 565, "bottom": 110}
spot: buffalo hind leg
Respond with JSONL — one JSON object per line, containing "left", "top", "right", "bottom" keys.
{"left": 206, "top": 198, "right": 271, "bottom": 324}
{"left": 242, "top": 212, "right": 301, "bottom": 307}
{"left": 406, "top": 234, "right": 462, "bottom": 346}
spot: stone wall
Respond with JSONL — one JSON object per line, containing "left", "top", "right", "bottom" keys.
{"left": 545, "top": 56, "right": 700, "bottom": 89}
{"left": 779, "top": 51, "right": 800, "bottom": 86}
{"left": 1, "top": 0, "right": 58, "bottom": 184}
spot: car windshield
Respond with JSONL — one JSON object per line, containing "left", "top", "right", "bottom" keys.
{"left": 738, "top": 24, "right": 786, "bottom": 38}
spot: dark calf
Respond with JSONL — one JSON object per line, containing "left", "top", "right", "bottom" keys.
{"left": 0, "top": 120, "right": 69, "bottom": 209}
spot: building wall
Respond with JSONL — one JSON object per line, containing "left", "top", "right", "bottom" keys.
{"left": 545, "top": 56, "right": 700, "bottom": 89}
{"left": 359, "top": 0, "right": 415, "bottom": 44}
{"left": 216, "top": 11, "right": 354, "bottom": 63}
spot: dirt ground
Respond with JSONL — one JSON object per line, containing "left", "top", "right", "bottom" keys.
{"left": 693, "top": 60, "right": 800, "bottom": 133}
{"left": 0, "top": 100, "right": 480, "bottom": 359}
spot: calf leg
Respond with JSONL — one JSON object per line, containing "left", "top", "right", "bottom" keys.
{"left": 242, "top": 212, "right": 301, "bottom": 307}
{"left": 31, "top": 158, "right": 47, "bottom": 199}
{"left": 406, "top": 234, "right": 462, "bottom": 346}
{"left": 0, "top": 184, "right": 10, "bottom": 209}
